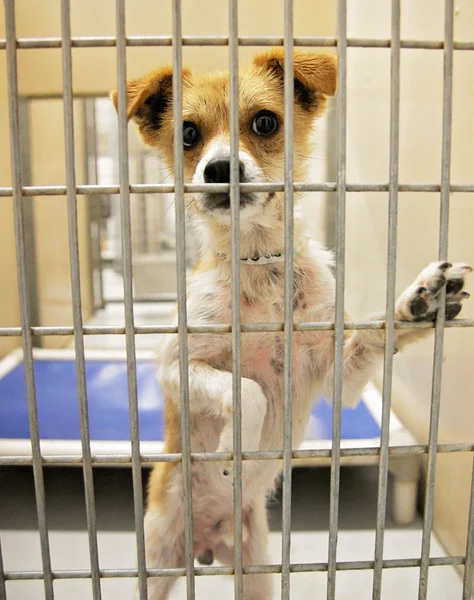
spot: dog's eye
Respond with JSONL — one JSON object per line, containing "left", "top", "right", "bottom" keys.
{"left": 251, "top": 111, "right": 279, "bottom": 137}
{"left": 183, "top": 122, "right": 200, "bottom": 148}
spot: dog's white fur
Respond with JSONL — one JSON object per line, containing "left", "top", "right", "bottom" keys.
{"left": 113, "top": 52, "right": 472, "bottom": 600}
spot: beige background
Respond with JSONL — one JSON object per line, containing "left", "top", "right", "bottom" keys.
{"left": 0, "top": 0, "right": 473, "bottom": 584}
{"left": 345, "top": 0, "right": 474, "bottom": 576}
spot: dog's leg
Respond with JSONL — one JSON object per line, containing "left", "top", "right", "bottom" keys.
{"left": 321, "top": 261, "right": 472, "bottom": 407}
{"left": 161, "top": 360, "right": 268, "bottom": 470}
{"left": 213, "top": 497, "right": 273, "bottom": 600}
{"left": 213, "top": 375, "right": 268, "bottom": 480}
{"left": 215, "top": 376, "right": 268, "bottom": 454}
{"left": 241, "top": 498, "right": 273, "bottom": 600}
{"left": 136, "top": 503, "right": 185, "bottom": 600}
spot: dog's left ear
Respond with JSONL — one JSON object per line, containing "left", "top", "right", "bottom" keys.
{"left": 253, "top": 49, "right": 337, "bottom": 111}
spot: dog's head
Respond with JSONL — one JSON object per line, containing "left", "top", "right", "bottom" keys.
{"left": 111, "top": 50, "right": 336, "bottom": 226}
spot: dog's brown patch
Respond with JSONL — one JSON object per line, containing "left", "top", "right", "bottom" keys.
{"left": 147, "top": 396, "right": 181, "bottom": 512}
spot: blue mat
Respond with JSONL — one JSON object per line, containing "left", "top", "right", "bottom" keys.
{"left": 0, "top": 360, "right": 381, "bottom": 441}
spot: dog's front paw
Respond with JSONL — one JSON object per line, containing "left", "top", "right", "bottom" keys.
{"left": 396, "top": 261, "right": 472, "bottom": 322}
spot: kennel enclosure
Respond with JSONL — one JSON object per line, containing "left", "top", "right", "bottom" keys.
{"left": 0, "top": 1, "right": 473, "bottom": 600}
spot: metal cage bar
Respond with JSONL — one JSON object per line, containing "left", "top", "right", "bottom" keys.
{"left": 82, "top": 98, "right": 106, "bottom": 311}
{"left": 2, "top": 553, "right": 468, "bottom": 581}
{"left": 280, "top": 0, "right": 295, "bottom": 596}
{"left": 327, "top": 1, "right": 347, "bottom": 598}
{"left": 2, "top": 318, "right": 474, "bottom": 339}
{"left": 0, "top": 35, "right": 473, "bottom": 50}
{"left": 418, "top": 1, "right": 455, "bottom": 598}
{"left": 4, "top": 2, "right": 55, "bottom": 598}
{"left": 114, "top": 2, "right": 148, "bottom": 598}
{"left": 371, "top": 0, "right": 400, "bottom": 598}
{"left": 228, "top": 0, "right": 244, "bottom": 597}
{"left": 1, "top": 181, "right": 474, "bottom": 197}
{"left": 60, "top": 1, "right": 102, "bottom": 598}
{"left": 172, "top": 0, "right": 196, "bottom": 597}
{"left": 463, "top": 455, "right": 474, "bottom": 599}
{"left": 0, "top": 537, "right": 5, "bottom": 600}
{"left": 16, "top": 98, "right": 41, "bottom": 349}
{"left": 1, "top": 442, "right": 473, "bottom": 467}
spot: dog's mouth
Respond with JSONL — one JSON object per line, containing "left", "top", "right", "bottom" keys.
{"left": 202, "top": 192, "right": 257, "bottom": 212}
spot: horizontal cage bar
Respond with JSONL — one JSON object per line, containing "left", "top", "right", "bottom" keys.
{"left": 0, "top": 319, "right": 473, "bottom": 338}
{"left": 1, "top": 443, "right": 473, "bottom": 467}
{"left": 0, "top": 183, "right": 474, "bottom": 197}
{"left": 2, "top": 555, "right": 467, "bottom": 581}
{"left": 0, "top": 36, "right": 473, "bottom": 50}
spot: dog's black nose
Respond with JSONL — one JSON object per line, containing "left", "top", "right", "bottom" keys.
{"left": 203, "top": 158, "right": 244, "bottom": 184}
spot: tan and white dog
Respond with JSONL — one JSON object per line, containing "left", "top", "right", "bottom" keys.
{"left": 112, "top": 50, "right": 471, "bottom": 599}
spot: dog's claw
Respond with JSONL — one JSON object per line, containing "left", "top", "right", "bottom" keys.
{"left": 439, "top": 262, "right": 452, "bottom": 271}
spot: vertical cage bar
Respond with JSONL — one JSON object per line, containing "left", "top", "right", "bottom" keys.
{"left": 462, "top": 456, "right": 474, "bottom": 599}
{"left": 91, "top": 102, "right": 106, "bottom": 309}
{"left": 418, "top": 1, "right": 454, "bottom": 598}
{"left": 60, "top": 2, "right": 102, "bottom": 598}
{"left": 81, "top": 100, "right": 98, "bottom": 313}
{"left": 172, "top": 0, "right": 196, "bottom": 597}
{"left": 18, "top": 98, "right": 42, "bottom": 347}
{"left": 115, "top": 2, "right": 148, "bottom": 598}
{"left": 4, "top": 2, "right": 55, "bottom": 598}
{"left": 281, "top": 0, "right": 295, "bottom": 598}
{"left": 327, "top": 1, "right": 347, "bottom": 598}
{"left": 228, "top": 0, "right": 244, "bottom": 598}
{"left": 83, "top": 99, "right": 105, "bottom": 310}
{"left": 0, "top": 536, "right": 6, "bottom": 600}
{"left": 137, "top": 151, "right": 149, "bottom": 254}
{"left": 372, "top": 0, "right": 401, "bottom": 598}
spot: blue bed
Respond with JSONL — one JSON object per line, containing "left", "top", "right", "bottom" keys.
{"left": 0, "top": 354, "right": 380, "bottom": 444}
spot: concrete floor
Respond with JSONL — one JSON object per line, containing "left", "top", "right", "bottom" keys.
{"left": 0, "top": 466, "right": 466, "bottom": 599}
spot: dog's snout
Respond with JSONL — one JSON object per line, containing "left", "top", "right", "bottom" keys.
{"left": 198, "top": 148, "right": 257, "bottom": 212}
{"left": 204, "top": 158, "right": 245, "bottom": 184}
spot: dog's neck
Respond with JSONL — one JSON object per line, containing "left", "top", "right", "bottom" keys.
{"left": 195, "top": 200, "right": 310, "bottom": 297}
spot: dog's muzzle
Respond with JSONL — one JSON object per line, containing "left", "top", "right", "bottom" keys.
{"left": 202, "top": 192, "right": 256, "bottom": 211}
{"left": 202, "top": 157, "right": 256, "bottom": 211}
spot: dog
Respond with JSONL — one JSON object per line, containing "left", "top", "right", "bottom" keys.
{"left": 112, "top": 49, "right": 472, "bottom": 599}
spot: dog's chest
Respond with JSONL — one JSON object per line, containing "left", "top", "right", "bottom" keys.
{"left": 190, "top": 266, "right": 321, "bottom": 386}
{"left": 239, "top": 298, "right": 313, "bottom": 384}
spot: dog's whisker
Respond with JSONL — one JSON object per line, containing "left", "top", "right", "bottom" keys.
{"left": 294, "top": 152, "right": 326, "bottom": 161}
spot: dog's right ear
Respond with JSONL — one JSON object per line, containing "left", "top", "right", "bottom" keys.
{"left": 110, "top": 66, "right": 191, "bottom": 131}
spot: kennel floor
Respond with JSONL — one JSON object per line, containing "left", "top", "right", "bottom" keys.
{"left": 0, "top": 466, "right": 465, "bottom": 599}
